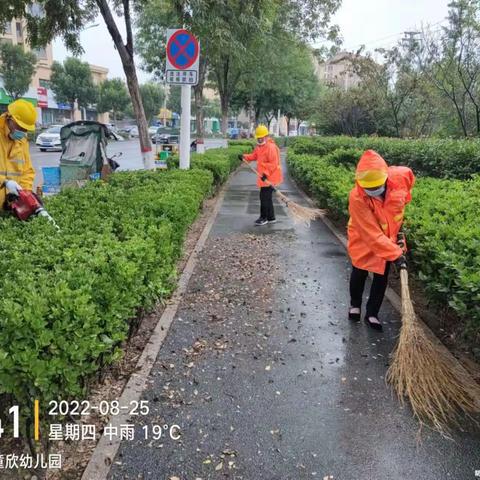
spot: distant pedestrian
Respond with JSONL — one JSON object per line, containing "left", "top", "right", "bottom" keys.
{"left": 242, "top": 125, "right": 283, "bottom": 226}
{"left": 347, "top": 150, "right": 415, "bottom": 331}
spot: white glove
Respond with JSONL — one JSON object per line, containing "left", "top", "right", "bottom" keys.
{"left": 4, "top": 180, "right": 22, "bottom": 196}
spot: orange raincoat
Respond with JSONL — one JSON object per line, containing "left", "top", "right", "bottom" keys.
{"left": 347, "top": 150, "right": 415, "bottom": 275}
{"left": 243, "top": 138, "right": 283, "bottom": 187}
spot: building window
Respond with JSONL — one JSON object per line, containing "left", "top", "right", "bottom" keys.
{"left": 28, "top": 4, "right": 45, "bottom": 17}
{"left": 3, "top": 21, "right": 12, "bottom": 35}
{"left": 39, "top": 79, "right": 51, "bottom": 89}
{"left": 33, "top": 47, "right": 47, "bottom": 60}
{"left": 16, "top": 22, "right": 23, "bottom": 40}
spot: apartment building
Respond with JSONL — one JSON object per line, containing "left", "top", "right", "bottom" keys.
{"left": 0, "top": 17, "right": 109, "bottom": 125}
{"left": 315, "top": 51, "right": 362, "bottom": 91}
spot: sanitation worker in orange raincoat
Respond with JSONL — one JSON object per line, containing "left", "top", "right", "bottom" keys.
{"left": 347, "top": 150, "right": 415, "bottom": 331}
{"left": 242, "top": 125, "right": 283, "bottom": 226}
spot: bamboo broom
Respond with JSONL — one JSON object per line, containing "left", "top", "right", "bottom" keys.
{"left": 242, "top": 159, "right": 325, "bottom": 226}
{"left": 386, "top": 268, "right": 480, "bottom": 435}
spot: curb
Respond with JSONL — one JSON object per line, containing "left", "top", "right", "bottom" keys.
{"left": 81, "top": 180, "right": 228, "bottom": 480}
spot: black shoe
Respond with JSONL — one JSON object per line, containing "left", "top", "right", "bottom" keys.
{"left": 348, "top": 307, "right": 361, "bottom": 322}
{"left": 364, "top": 315, "right": 383, "bottom": 331}
{"left": 267, "top": 218, "right": 277, "bottom": 224}
{"left": 254, "top": 217, "right": 268, "bottom": 226}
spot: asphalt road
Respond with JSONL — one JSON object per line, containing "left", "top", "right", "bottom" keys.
{"left": 30, "top": 138, "right": 228, "bottom": 188}
{"left": 107, "top": 152, "right": 480, "bottom": 479}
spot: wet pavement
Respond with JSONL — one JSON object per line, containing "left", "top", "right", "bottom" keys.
{"left": 107, "top": 153, "right": 480, "bottom": 480}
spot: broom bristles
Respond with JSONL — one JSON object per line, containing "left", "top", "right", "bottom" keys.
{"left": 275, "top": 190, "right": 326, "bottom": 226}
{"left": 387, "top": 269, "right": 480, "bottom": 436}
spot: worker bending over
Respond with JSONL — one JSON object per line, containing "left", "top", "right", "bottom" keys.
{"left": 348, "top": 150, "right": 415, "bottom": 331}
{"left": 242, "top": 125, "right": 283, "bottom": 226}
{"left": 0, "top": 99, "right": 37, "bottom": 209}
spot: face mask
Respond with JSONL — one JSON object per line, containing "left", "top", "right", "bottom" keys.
{"left": 365, "top": 185, "right": 385, "bottom": 197}
{"left": 10, "top": 130, "right": 27, "bottom": 141}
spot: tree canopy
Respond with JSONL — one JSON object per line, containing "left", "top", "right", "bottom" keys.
{"left": 50, "top": 57, "right": 97, "bottom": 110}
{"left": 97, "top": 78, "right": 131, "bottom": 123}
{"left": 0, "top": 43, "right": 37, "bottom": 100}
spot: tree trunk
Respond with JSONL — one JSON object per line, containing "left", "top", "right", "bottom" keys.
{"left": 194, "top": 56, "right": 207, "bottom": 140}
{"left": 96, "top": 0, "right": 153, "bottom": 169}
{"left": 124, "top": 62, "right": 153, "bottom": 166}
{"left": 286, "top": 116, "right": 291, "bottom": 136}
{"left": 194, "top": 87, "right": 204, "bottom": 137}
{"left": 221, "top": 95, "right": 229, "bottom": 135}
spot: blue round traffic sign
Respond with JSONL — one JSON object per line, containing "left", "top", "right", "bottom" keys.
{"left": 167, "top": 30, "right": 199, "bottom": 70}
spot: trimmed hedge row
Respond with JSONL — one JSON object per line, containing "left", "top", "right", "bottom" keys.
{"left": 287, "top": 148, "right": 480, "bottom": 338}
{"left": 290, "top": 136, "right": 480, "bottom": 179}
{"left": 228, "top": 137, "right": 295, "bottom": 148}
{"left": 168, "top": 145, "right": 251, "bottom": 184}
{"left": 0, "top": 147, "right": 242, "bottom": 420}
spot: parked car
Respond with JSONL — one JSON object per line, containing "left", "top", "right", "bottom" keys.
{"left": 36, "top": 125, "right": 63, "bottom": 152}
{"left": 151, "top": 127, "right": 180, "bottom": 144}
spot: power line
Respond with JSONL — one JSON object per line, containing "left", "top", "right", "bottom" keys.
{"left": 339, "top": 19, "right": 447, "bottom": 52}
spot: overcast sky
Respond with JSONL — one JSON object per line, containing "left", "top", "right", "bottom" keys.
{"left": 52, "top": 0, "right": 452, "bottom": 82}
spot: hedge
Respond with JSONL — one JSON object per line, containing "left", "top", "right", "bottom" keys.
{"left": 0, "top": 146, "right": 243, "bottom": 425}
{"left": 168, "top": 145, "right": 251, "bottom": 184}
{"left": 287, "top": 148, "right": 480, "bottom": 338}
{"left": 290, "top": 136, "right": 480, "bottom": 179}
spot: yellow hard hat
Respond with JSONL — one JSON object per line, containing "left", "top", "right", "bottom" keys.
{"left": 8, "top": 99, "right": 37, "bottom": 131}
{"left": 255, "top": 124, "right": 269, "bottom": 139}
{"left": 355, "top": 169, "right": 388, "bottom": 188}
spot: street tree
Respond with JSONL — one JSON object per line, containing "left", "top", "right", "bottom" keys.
{"left": 231, "top": 33, "right": 320, "bottom": 132}
{"left": 0, "top": 0, "right": 155, "bottom": 168}
{"left": 97, "top": 78, "right": 131, "bottom": 124}
{"left": 166, "top": 86, "right": 182, "bottom": 114}
{"left": 419, "top": 0, "right": 480, "bottom": 136}
{"left": 140, "top": 83, "right": 165, "bottom": 125}
{"left": 50, "top": 57, "right": 97, "bottom": 114}
{"left": 311, "top": 85, "right": 376, "bottom": 136}
{"left": 136, "top": 0, "right": 209, "bottom": 139}
{"left": 353, "top": 42, "right": 421, "bottom": 137}
{"left": 0, "top": 43, "right": 37, "bottom": 100}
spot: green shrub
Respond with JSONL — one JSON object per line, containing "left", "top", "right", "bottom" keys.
{"left": 287, "top": 148, "right": 480, "bottom": 337}
{"left": 228, "top": 139, "right": 255, "bottom": 147}
{"left": 291, "top": 136, "right": 480, "bottom": 179}
{"left": 0, "top": 168, "right": 215, "bottom": 416}
{"left": 168, "top": 146, "right": 251, "bottom": 184}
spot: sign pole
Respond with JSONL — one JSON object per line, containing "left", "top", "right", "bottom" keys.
{"left": 165, "top": 28, "right": 199, "bottom": 169}
{"left": 179, "top": 84, "right": 191, "bottom": 169}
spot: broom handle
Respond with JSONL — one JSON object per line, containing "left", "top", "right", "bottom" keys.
{"left": 242, "top": 158, "right": 277, "bottom": 191}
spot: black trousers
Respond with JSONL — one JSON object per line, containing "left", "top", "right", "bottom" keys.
{"left": 349, "top": 263, "right": 391, "bottom": 318}
{"left": 259, "top": 186, "right": 275, "bottom": 220}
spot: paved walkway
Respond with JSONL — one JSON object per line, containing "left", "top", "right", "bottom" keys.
{"left": 108, "top": 153, "right": 480, "bottom": 480}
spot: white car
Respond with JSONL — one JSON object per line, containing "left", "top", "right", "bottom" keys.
{"left": 36, "top": 125, "right": 63, "bottom": 152}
